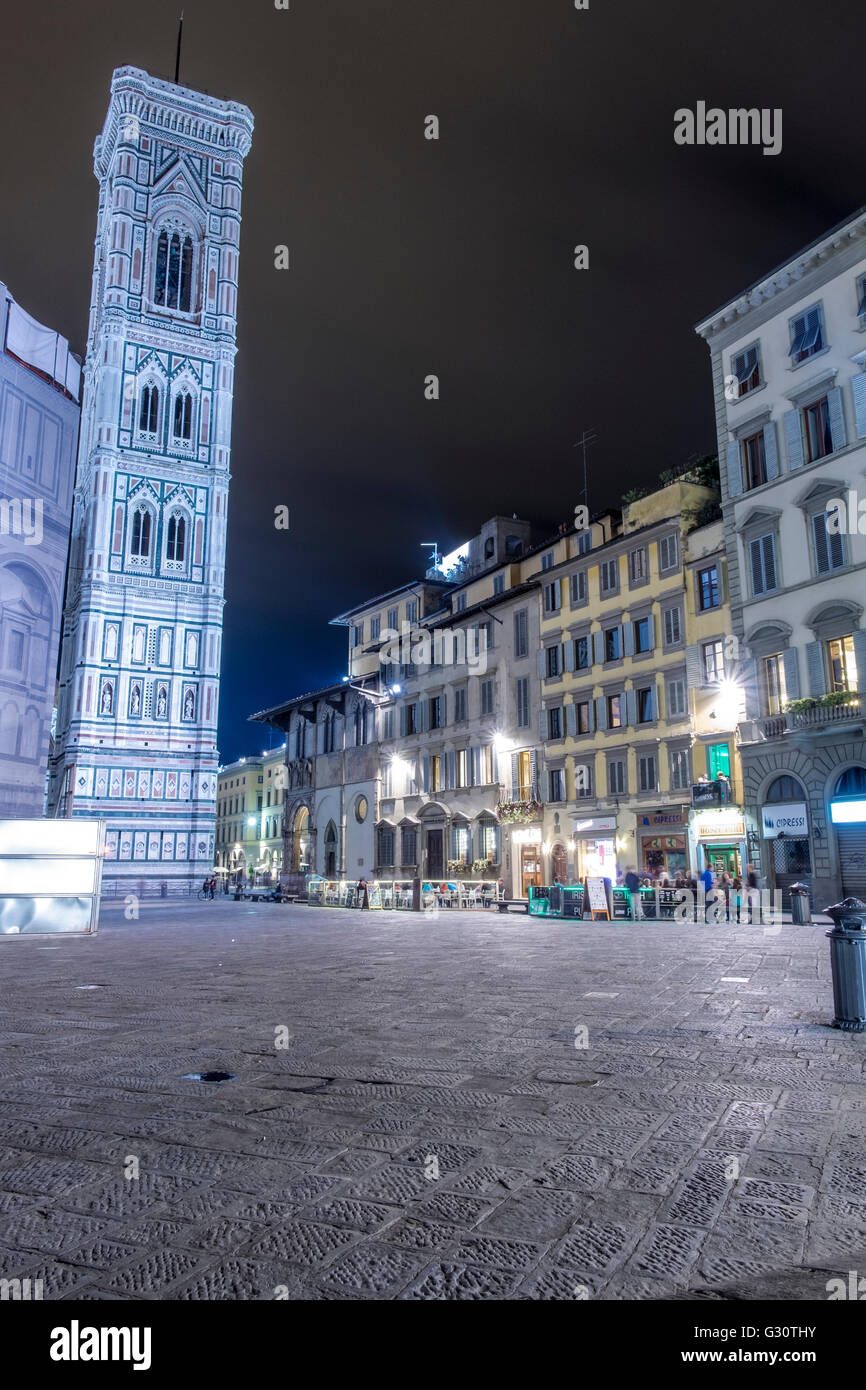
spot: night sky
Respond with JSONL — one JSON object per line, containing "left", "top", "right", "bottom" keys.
{"left": 1, "top": 0, "right": 862, "bottom": 760}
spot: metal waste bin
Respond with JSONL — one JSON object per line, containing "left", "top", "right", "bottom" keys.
{"left": 823, "top": 898, "right": 866, "bottom": 1032}
{"left": 789, "top": 882, "right": 811, "bottom": 925}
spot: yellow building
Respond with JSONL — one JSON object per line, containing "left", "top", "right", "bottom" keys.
{"left": 215, "top": 744, "right": 287, "bottom": 881}
{"left": 535, "top": 477, "right": 745, "bottom": 883}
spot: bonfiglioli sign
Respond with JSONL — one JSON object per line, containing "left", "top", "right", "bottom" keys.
{"left": 761, "top": 802, "right": 808, "bottom": 839}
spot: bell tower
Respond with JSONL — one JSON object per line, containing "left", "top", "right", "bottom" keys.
{"left": 48, "top": 66, "right": 254, "bottom": 896}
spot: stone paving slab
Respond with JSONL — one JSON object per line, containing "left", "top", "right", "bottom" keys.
{"left": 0, "top": 900, "right": 862, "bottom": 1300}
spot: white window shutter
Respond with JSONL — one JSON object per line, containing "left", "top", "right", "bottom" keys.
{"left": 726, "top": 440, "right": 742, "bottom": 498}
{"left": 827, "top": 386, "right": 847, "bottom": 452}
{"left": 784, "top": 409, "right": 805, "bottom": 470}
{"left": 781, "top": 648, "right": 800, "bottom": 701}
{"left": 763, "top": 421, "right": 780, "bottom": 480}
{"left": 685, "top": 643, "right": 702, "bottom": 690}
{"left": 853, "top": 373, "right": 866, "bottom": 440}
{"left": 806, "top": 642, "right": 826, "bottom": 696}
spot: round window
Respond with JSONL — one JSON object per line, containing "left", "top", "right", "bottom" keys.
{"left": 355, "top": 796, "right": 368, "bottom": 823}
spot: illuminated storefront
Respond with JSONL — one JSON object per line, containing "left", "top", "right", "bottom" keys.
{"left": 572, "top": 816, "right": 617, "bottom": 881}
{"left": 637, "top": 808, "right": 689, "bottom": 878}
{"left": 691, "top": 808, "right": 747, "bottom": 879}
{"left": 512, "top": 826, "right": 543, "bottom": 896}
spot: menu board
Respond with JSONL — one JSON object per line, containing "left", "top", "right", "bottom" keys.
{"left": 583, "top": 876, "right": 611, "bottom": 918}
{"left": 367, "top": 882, "right": 382, "bottom": 909}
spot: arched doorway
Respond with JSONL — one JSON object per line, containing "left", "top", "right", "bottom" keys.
{"left": 764, "top": 774, "right": 811, "bottom": 908}
{"left": 831, "top": 767, "right": 866, "bottom": 899}
{"left": 324, "top": 820, "right": 338, "bottom": 877}
{"left": 291, "top": 806, "right": 311, "bottom": 873}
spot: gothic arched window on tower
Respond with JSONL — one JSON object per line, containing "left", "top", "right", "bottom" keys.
{"left": 154, "top": 228, "right": 195, "bottom": 312}
{"left": 172, "top": 391, "right": 193, "bottom": 442}
{"left": 129, "top": 504, "right": 153, "bottom": 567}
{"left": 165, "top": 510, "right": 187, "bottom": 567}
{"left": 138, "top": 383, "right": 159, "bottom": 436}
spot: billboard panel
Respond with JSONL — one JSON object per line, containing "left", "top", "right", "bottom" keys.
{"left": 0, "top": 819, "right": 104, "bottom": 935}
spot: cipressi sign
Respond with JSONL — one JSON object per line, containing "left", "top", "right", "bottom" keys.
{"left": 761, "top": 802, "right": 808, "bottom": 839}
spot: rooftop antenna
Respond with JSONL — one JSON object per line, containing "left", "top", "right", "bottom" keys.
{"left": 572, "top": 429, "right": 598, "bottom": 513}
{"left": 420, "top": 542, "right": 440, "bottom": 571}
{"left": 174, "top": 11, "right": 184, "bottom": 85}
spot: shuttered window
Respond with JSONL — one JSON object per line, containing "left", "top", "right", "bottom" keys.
{"left": 811, "top": 511, "right": 846, "bottom": 575}
{"left": 570, "top": 571, "right": 587, "bottom": 604}
{"left": 749, "top": 533, "right": 777, "bottom": 596}
{"left": 515, "top": 676, "right": 529, "bottom": 728}
{"left": 663, "top": 606, "right": 682, "bottom": 645}
{"left": 514, "top": 609, "right": 528, "bottom": 657}
{"left": 638, "top": 755, "right": 657, "bottom": 792}
{"left": 607, "top": 760, "right": 626, "bottom": 794}
{"left": 667, "top": 677, "right": 686, "bottom": 718}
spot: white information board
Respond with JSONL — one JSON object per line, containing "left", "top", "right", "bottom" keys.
{"left": 0, "top": 819, "right": 104, "bottom": 935}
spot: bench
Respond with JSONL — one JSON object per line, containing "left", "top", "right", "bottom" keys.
{"left": 497, "top": 898, "right": 530, "bottom": 913}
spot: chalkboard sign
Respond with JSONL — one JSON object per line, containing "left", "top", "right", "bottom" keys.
{"left": 583, "top": 876, "right": 611, "bottom": 918}
{"left": 367, "top": 882, "right": 382, "bottom": 909}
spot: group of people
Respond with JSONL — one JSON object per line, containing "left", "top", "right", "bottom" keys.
{"left": 621, "top": 863, "right": 761, "bottom": 923}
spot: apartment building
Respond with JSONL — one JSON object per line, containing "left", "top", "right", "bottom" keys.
{"left": 697, "top": 206, "right": 866, "bottom": 903}
{"left": 535, "top": 479, "right": 745, "bottom": 883}
{"left": 215, "top": 745, "right": 287, "bottom": 879}
{"left": 253, "top": 517, "right": 555, "bottom": 896}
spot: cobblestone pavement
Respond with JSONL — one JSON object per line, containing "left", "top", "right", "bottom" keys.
{"left": 0, "top": 901, "right": 863, "bottom": 1301}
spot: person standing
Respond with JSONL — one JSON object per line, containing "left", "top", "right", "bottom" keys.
{"left": 700, "top": 863, "right": 715, "bottom": 923}
{"left": 746, "top": 863, "right": 760, "bottom": 924}
{"left": 624, "top": 866, "right": 642, "bottom": 921}
{"left": 719, "top": 870, "right": 732, "bottom": 922}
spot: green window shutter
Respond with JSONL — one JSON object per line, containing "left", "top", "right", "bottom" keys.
{"left": 784, "top": 409, "right": 805, "bottom": 470}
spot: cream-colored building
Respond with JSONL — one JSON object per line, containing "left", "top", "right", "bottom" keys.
{"left": 697, "top": 206, "right": 866, "bottom": 903}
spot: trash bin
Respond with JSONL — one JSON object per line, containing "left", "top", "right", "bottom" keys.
{"left": 789, "top": 882, "right": 811, "bottom": 925}
{"left": 823, "top": 898, "right": 866, "bottom": 1032}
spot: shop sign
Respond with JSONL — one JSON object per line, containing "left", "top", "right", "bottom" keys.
{"left": 641, "top": 810, "right": 687, "bottom": 827}
{"left": 512, "top": 827, "right": 542, "bottom": 844}
{"left": 761, "top": 802, "right": 808, "bottom": 838}
{"left": 693, "top": 811, "right": 745, "bottom": 840}
{"left": 573, "top": 816, "right": 616, "bottom": 834}
{"left": 830, "top": 800, "right": 866, "bottom": 825}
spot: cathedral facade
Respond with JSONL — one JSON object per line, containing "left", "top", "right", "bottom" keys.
{"left": 48, "top": 66, "right": 254, "bottom": 896}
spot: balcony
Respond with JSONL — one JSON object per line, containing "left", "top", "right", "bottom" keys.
{"left": 691, "top": 779, "right": 732, "bottom": 809}
{"left": 760, "top": 695, "right": 863, "bottom": 740}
